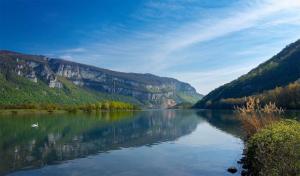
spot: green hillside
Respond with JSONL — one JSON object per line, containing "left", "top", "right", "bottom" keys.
{"left": 195, "top": 39, "right": 300, "bottom": 109}
{"left": 0, "top": 72, "right": 141, "bottom": 106}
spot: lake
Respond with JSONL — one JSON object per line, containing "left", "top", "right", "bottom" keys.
{"left": 0, "top": 110, "right": 246, "bottom": 176}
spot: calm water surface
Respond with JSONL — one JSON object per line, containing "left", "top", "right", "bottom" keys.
{"left": 0, "top": 110, "right": 245, "bottom": 176}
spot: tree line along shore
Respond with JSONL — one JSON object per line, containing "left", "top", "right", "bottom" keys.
{"left": 0, "top": 101, "right": 140, "bottom": 114}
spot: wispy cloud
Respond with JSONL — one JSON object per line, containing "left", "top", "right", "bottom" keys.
{"left": 51, "top": 0, "right": 300, "bottom": 94}
{"left": 59, "top": 55, "right": 75, "bottom": 60}
{"left": 62, "top": 47, "right": 86, "bottom": 53}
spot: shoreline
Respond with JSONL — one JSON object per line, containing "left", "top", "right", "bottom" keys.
{"left": 0, "top": 109, "right": 68, "bottom": 115}
{"left": 0, "top": 109, "right": 143, "bottom": 116}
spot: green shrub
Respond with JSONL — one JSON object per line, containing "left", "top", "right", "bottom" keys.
{"left": 245, "top": 120, "right": 300, "bottom": 176}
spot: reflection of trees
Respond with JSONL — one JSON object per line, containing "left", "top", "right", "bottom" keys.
{"left": 0, "top": 110, "right": 199, "bottom": 175}
{"left": 197, "top": 110, "right": 300, "bottom": 140}
{"left": 196, "top": 110, "right": 245, "bottom": 139}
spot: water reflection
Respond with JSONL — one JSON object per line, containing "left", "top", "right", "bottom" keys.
{"left": 0, "top": 110, "right": 252, "bottom": 176}
{"left": 196, "top": 110, "right": 245, "bottom": 139}
{"left": 0, "top": 110, "right": 202, "bottom": 175}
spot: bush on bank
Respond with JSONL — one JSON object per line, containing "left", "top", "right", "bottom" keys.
{"left": 245, "top": 120, "right": 300, "bottom": 176}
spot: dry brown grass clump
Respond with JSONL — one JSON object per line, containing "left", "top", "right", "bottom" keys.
{"left": 235, "top": 97, "right": 284, "bottom": 137}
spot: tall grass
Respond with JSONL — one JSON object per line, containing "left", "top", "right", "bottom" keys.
{"left": 235, "top": 97, "right": 284, "bottom": 137}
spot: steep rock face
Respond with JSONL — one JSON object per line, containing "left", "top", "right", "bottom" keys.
{"left": 0, "top": 50, "right": 202, "bottom": 108}
{"left": 0, "top": 51, "right": 63, "bottom": 89}
{"left": 48, "top": 59, "right": 201, "bottom": 108}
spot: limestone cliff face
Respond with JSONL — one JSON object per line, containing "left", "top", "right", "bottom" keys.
{"left": 0, "top": 51, "right": 63, "bottom": 89}
{"left": 48, "top": 59, "right": 201, "bottom": 108}
{"left": 0, "top": 50, "right": 202, "bottom": 108}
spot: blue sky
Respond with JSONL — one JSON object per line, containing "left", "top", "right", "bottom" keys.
{"left": 1, "top": 0, "right": 300, "bottom": 94}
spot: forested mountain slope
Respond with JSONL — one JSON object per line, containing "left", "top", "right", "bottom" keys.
{"left": 195, "top": 39, "right": 300, "bottom": 109}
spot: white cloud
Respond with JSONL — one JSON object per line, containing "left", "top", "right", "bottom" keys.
{"left": 59, "top": 55, "right": 74, "bottom": 60}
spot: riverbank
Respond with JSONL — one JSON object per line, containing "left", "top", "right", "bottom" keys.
{"left": 0, "top": 101, "right": 140, "bottom": 115}
{"left": 242, "top": 120, "right": 300, "bottom": 175}
{"left": 233, "top": 97, "right": 300, "bottom": 175}
{"left": 0, "top": 108, "right": 143, "bottom": 116}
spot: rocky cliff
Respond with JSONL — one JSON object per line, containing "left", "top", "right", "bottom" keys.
{"left": 0, "top": 50, "right": 202, "bottom": 108}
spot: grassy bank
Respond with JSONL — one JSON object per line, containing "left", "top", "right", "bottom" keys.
{"left": 0, "top": 101, "right": 140, "bottom": 115}
{"left": 236, "top": 97, "right": 300, "bottom": 175}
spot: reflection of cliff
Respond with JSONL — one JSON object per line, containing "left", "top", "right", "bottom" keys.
{"left": 196, "top": 110, "right": 245, "bottom": 139}
{"left": 0, "top": 110, "right": 199, "bottom": 175}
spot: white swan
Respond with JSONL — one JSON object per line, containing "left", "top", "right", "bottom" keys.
{"left": 31, "top": 122, "right": 39, "bottom": 128}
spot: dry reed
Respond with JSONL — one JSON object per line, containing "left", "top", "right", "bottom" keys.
{"left": 235, "top": 97, "right": 284, "bottom": 137}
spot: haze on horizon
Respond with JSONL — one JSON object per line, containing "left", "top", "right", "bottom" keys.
{"left": 1, "top": 0, "right": 300, "bottom": 94}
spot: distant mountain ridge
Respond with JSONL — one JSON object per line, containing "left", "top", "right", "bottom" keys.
{"left": 0, "top": 50, "right": 202, "bottom": 108}
{"left": 195, "top": 39, "right": 300, "bottom": 109}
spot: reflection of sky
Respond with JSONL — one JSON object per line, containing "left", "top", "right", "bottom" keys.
{"left": 176, "top": 122, "right": 243, "bottom": 150}
{"left": 9, "top": 116, "right": 243, "bottom": 176}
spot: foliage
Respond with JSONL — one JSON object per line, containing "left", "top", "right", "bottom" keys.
{"left": 245, "top": 120, "right": 300, "bottom": 176}
{"left": 236, "top": 98, "right": 300, "bottom": 176}
{"left": 196, "top": 81, "right": 300, "bottom": 109}
{"left": 256, "top": 81, "right": 300, "bottom": 109}
{"left": 79, "top": 101, "right": 138, "bottom": 112}
{"left": 0, "top": 101, "right": 139, "bottom": 112}
{"left": 235, "top": 97, "right": 283, "bottom": 137}
{"left": 236, "top": 97, "right": 283, "bottom": 114}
